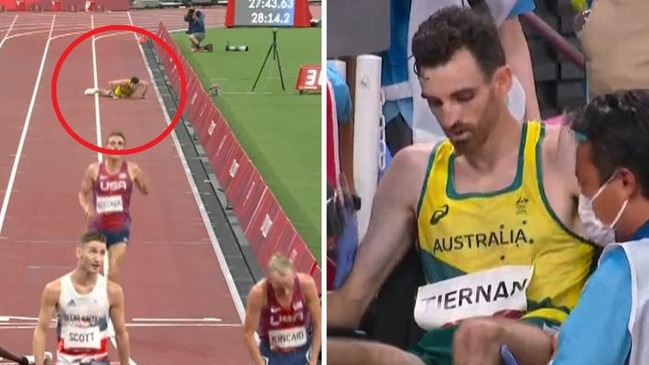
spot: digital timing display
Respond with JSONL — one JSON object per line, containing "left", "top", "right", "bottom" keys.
{"left": 234, "top": 0, "right": 296, "bottom": 27}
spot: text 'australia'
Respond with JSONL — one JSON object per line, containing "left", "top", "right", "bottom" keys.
{"left": 432, "top": 228, "right": 531, "bottom": 253}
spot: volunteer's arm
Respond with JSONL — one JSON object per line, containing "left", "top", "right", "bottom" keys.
{"left": 33, "top": 282, "right": 58, "bottom": 365}
{"left": 551, "top": 247, "right": 632, "bottom": 365}
{"left": 327, "top": 147, "right": 421, "bottom": 329}
{"left": 498, "top": 0, "right": 541, "bottom": 121}
{"left": 302, "top": 275, "right": 322, "bottom": 365}
{"left": 243, "top": 285, "right": 266, "bottom": 365}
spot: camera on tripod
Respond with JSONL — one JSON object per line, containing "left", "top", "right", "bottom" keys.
{"left": 252, "top": 28, "right": 286, "bottom": 92}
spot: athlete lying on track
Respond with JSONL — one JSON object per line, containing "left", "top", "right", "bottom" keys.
{"left": 244, "top": 253, "right": 322, "bottom": 365}
{"left": 327, "top": 7, "right": 597, "bottom": 365}
{"left": 32, "top": 231, "right": 131, "bottom": 365}
{"left": 84, "top": 76, "right": 149, "bottom": 99}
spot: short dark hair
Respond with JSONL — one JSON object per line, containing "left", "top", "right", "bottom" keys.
{"left": 569, "top": 89, "right": 649, "bottom": 198}
{"left": 106, "top": 130, "right": 126, "bottom": 144}
{"left": 411, "top": 6, "right": 506, "bottom": 79}
{"left": 80, "top": 231, "right": 106, "bottom": 246}
{"left": 130, "top": 76, "right": 139, "bottom": 84}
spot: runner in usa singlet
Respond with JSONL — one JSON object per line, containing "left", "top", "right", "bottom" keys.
{"left": 56, "top": 273, "right": 110, "bottom": 365}
{"left": 90, "top": 161, "right": 134, "bottom": 233}
{"left": 259, "top": 275, "right": 312, "bottom": 354}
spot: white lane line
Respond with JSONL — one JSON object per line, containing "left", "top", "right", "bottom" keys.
{"left": 125, "top": 11, "right": 248, "bottom": 322}
{"left": 132, "top": 317, "right": 221, "bottom": 322}
{"left": 90, "top": 14, "right": 139, "bottom": 365}
{"left": 0, "top": 14, "right": 18, "bottom": 50}
{"left": 91, "top": 14, "right": 103, "bottom": 164}
{"left": 0, "top": 15, "right": 56, "bottom": 237}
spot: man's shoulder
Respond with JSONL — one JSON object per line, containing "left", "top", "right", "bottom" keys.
{"left": 107, "top": 280, "right": 124, "bottom": 299}
{"left": 43, "top": 278, "right": 62, "bottom": 300}
{"left": 392, "top": 143, "right": 440, "bottom": 170}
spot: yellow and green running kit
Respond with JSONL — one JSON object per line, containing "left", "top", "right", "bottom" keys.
{"left": 409, "top": 121, "right": 596, "bottom": 365}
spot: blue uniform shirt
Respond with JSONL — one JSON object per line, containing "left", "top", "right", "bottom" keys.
{"left": 187, "top": 11, "right": 205, "bottom": 34}
{"left": 552, "top": 220, "right": 649, "bottom": 365}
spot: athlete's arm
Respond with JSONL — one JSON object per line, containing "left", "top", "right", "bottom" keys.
{"left": 79, "top": 164, "right": 96, "bottom": 216}
{"left": 551, "top": 247, "right": 632, "bottom": 365}
{"left": 243, "top": 284, "right": 266, "bottom": 365}
{"left": 130, "top": 163, "right": 149, "bottom": 195}
{"left": 137, "top": 80, "right": 150, "bottom": 98}
{"left": 0, "top": 346, "right": 29, "bottom": 364}
{"left": 108, "top": 282, "right": 131, "bottom": 365}
{"left": 327, "top": 146, "right": 423, "bottom": 329}
{"left": 33, "top": 282, "right": 58, "bottom": 365}
{"left": 107, "top": 79, "right": 129, "bottom": 88}
{"left": 301, "top": 274, "right": 321, "bottom": 365}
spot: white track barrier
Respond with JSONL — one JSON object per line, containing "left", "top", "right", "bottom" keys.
{"left": 352, "top": 54, "right": 382, "bottom": 242}
{"left": 326, "top": 59, "right": 346, "bottom": 190}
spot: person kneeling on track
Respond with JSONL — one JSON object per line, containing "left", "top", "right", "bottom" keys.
{"left": 547, "top": 90, "right": 649, "bottom": 365}
{"left": 327, "top": 7, "right": 598, "bottom": 365}
{"left": 244, "top": 253, "right": 322, "bottom": 365}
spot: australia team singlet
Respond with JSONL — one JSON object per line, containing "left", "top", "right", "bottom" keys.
{"left": 56, "top": 273, "right": 110, "bottom": 365}
{"left": 90, "top": 161, "right": 133, "bottom": 232}
{"left": 258, "top": 276, "right": 311, "bottom": 353}
{"left": 113, "top": 83, "right": 134, "bottom": 98}
{"left": 414, "top": 121, "right": 596, "bottom": 331}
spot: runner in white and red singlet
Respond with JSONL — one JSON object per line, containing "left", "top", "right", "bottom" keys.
{"left": 244, "top": 253, "right": 322, "bottom": 365}
{"left": 78, "top": 131, "right": 149, "bottom": 285}
{"left": 32, "top": 231, "right": 131, "bottom": 365}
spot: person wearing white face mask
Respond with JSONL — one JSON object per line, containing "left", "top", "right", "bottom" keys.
{"left": 576, "top": 173, "right": 626, "bottom": 247}
{"left": 550, "top": 89, "right": 649, "bottom": 365}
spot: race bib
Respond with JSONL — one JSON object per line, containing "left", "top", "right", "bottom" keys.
{"left": 413, "top": 265, "right": 534, "bottom": 331}
{"left": 96, "top": 195, "right": 123, "bottom": 214}
{"left": 268, "top": 326, "right": 308, "bottom": 350}
{"left": 63, "top": 326, "right": 101, "bottom": 350}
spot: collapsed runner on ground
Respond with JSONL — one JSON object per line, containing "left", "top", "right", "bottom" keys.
{"left": 84, "top": 77, "right": 149, "bottom": 99}
{"left": 32, "top": 232, "right": 131, "bottom": 365}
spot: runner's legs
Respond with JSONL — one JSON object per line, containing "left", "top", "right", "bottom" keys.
{"left": 453, "top": 317, "right": 553, "bottom": 365}
{"left": 97, "top": 229, "right": 130, "bottom": 283}
{"left": 328, "top": 338, "right": 425, "bottom": 365}
{"left": 107, "top": 242, "right": 128, "bottom": 283}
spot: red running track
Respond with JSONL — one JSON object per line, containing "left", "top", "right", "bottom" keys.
{"left": 0, "top": 13, "right": 251, "bottom": 364}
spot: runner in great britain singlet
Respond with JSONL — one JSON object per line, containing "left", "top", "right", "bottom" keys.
{"left": 258, "top": 276, "right": 312, "bottom": 365}
{"left": 408, "top": 121, "right": 597, "bottom": 365}
{"left": 90, "top": 161, "right": 133, "bottom": 233}
{"left": 55, "top": 274, "right": 110, "bottom": 365}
